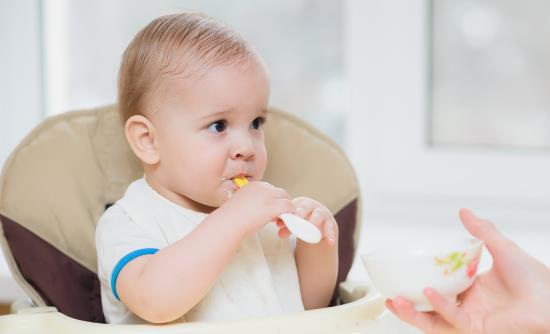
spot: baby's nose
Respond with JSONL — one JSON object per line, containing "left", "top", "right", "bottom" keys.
{"left": 231, "top": 134, "right": 255, "bottom": 160}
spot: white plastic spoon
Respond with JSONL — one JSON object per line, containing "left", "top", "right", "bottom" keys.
{"left": 278, "top": 212, "right": 322, "bottom": 244}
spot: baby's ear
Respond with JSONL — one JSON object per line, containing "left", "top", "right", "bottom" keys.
{"left": 124, "top": 115, "right": 160, "bottom": 165}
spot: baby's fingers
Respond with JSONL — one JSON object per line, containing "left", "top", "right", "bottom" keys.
{"left": 308, "top": 208, "right": 325, "bottom": 229}
{"left": 323, "top": 219, "right": 337, "bottom": 246}
{"left": 292, "top": 197, "right": 317, "bottom": 219}
{"left": 275, "top": 218, "right": 290, "bottom": 238}
{"left": 309, "top": 208, "right": 337, "bottom": 246}
{"left": 294, "top": 206, "right": 312, "bottom": 219}
{"left": 277, "top": 226, "right": 291, "bottom": 238}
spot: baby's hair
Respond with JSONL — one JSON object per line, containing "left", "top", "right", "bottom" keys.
{"left": 117, "top": 12, "right": 255, "bottom": 123}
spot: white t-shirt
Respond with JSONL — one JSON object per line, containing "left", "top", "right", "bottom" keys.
{"left": 95, "top": 178, "right": 304, "bottom": 324}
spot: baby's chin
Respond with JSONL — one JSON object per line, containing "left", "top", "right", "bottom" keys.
{"left": 214, "top": 189, "right": 235, "bottom": 206}
{"left": 204, "top": 178, "right": 254, "bottom": 208}
{"left": 197, "top": 189, "right": 233, "bottom": 210}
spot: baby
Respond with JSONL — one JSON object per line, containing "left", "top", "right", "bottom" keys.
{"left": 96, "top": 13, "right": 339, "bottom": 324}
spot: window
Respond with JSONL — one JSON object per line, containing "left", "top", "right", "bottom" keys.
{"left": 430, "top": 0, "right": 550, "bottom": 149}
{"left": 347, "top": 0, "right": 550, "bottom": 227}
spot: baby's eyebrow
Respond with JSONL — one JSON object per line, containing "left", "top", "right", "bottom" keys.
{"left": 199, "top": 108, "right": 268, "bottom": 122}
{"left": 199, "top": 110, "right": 230, "bottom": 121}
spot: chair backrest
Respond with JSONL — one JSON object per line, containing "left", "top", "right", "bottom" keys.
{"left": 0, "top": 105, "right": 361, "bottom": 322}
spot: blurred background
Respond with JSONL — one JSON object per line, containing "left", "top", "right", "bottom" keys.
{"left": 1, "top": 0, "right": 549, "bottom": 311}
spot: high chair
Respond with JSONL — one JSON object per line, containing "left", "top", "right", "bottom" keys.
{"left": 0, "top": 105, "right": 384, "bottom": 333}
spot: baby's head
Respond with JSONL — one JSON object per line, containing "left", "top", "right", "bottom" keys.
{"left": 118, "top": 13, "right": 270, "bottom": 213}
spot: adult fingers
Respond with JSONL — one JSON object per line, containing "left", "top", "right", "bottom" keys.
{"left": 459, "top": 208, "right": 525, "bottom": 270}
{"left": 385, "top": 298, "right": 397, "bottom": 313}
{"left": 424, "top": 288, "right": 470, "bottom": 332}
{"left": 389, "top": 296, "right": 454, "bottom": 334}
{"left": 459, "top": 208, "right": 501, "bottom": 244}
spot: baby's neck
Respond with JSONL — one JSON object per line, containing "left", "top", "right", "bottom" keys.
{"left": 144, "top": 174, "right": 215, "bottom": 214}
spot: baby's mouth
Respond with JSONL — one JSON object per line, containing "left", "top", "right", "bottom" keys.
{"left": 233, "top": 175, "right": 252, "bottom": 184}
{"left": 224, "top": 175, "right": 252, "bottom": 184}
{"left": 222, "top": 175, "right": 252, "bottom": 199}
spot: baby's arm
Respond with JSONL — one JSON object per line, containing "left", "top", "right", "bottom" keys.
{"left": 116, "top": 208, "right": 244, "bottom": 323}
{"left": 291, "top": 197, "right": 339, "bottom": 309}
{"left": 116, "top": 181, "right": 293, "bottom": 323}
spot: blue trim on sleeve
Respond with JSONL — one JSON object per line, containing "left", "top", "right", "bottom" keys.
{"left": 111, "top": 248, "right": 159, "bottom": 301}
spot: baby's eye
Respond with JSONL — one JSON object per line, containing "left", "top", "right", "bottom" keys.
{"left": 207, "top": 120, "right": 227, "bottom": 133}
{"left": 250, "top": 117, "right": 265, "bottom": 130}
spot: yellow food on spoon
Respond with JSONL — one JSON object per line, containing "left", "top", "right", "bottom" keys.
{"left": 233, "top": 176, "right": 249, "bottom": 188}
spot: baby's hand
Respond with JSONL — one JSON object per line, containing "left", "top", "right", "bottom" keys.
{"left": 220, "top": 181, "right": 295, "bottom": 236}
{"left": 276, "top": 197, "right": 338, "bottom": 246}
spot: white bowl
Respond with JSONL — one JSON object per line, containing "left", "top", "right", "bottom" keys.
{"left": 362, "top": 238, "right": 483, "bottom": 311}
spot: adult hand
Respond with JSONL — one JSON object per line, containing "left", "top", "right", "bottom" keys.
{"left": 386, "top": 208, "right": 550, "bottom": 334}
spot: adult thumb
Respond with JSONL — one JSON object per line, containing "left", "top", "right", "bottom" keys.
{"left": 459, "top": 208, "right": 500, "bottom": 242}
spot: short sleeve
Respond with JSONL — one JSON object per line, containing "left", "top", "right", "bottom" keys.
{"left": 95, "top": 204, "right": 166, "bottom": 300}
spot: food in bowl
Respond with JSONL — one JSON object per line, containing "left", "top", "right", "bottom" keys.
{"left": 362, "top": 238, "right": 483, "bottom": 311}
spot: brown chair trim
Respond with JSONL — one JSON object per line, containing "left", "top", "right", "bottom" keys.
{"left": 0, "top": 214, "right": 105, "bottom": 323}
{"left": 330, "top": 199, "right": 357, "bottom": 305}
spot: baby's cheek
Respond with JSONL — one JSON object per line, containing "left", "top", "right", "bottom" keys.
{"left": 254, "top": 150, "right": 268, "bottom": 179}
